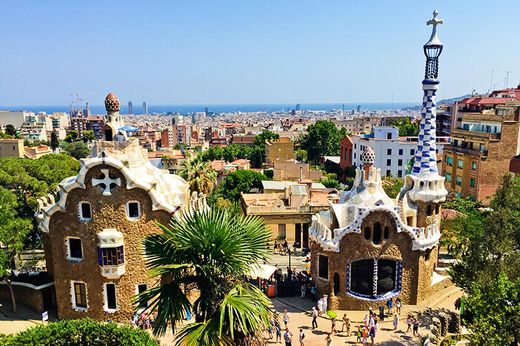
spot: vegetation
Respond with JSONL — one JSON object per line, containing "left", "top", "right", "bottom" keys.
{"left": 392, "top": 117, "right": 420, "bottom": 136}
{"left": 0, "top": 318, "right": 159, "bottom": 345}
{"left": 381, "top": 177, "right": 404, "bottom": 199}
{"left": 5, "top": 124, "right": 17, "bottom": 137}
{"left": 298, "top": 120, "right": 347, "bottom": 164}
{"left": 448, "top": 174, "right": 520, "bottom": 345}
{"left": 210, "top": 170, "right": 267, "bottom": 203}
{"left": 50, "top": 131, "right": 59, "bottom": 150}
{"left": 136, "top": 209, "right": 272, "bottom": 345}
{"left": 178, "top": 157, "right": 217, "bottom": 195}
{"left": 61, "top": 141, "right": 90, "bottom": 159}
{"left": 0, "top": 154, "right": 80, "bottom": 311}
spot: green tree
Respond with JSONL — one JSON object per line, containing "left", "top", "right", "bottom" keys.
{"left": 319, "top": 179, "right": 340, "bottom": 189}
{"left": 50, "top": 131, "right": 59, "bottom": 151}
{"left": 381, "top": 177, "right": 404, "bottom": 198}
{"left": 200, "top": 146, "right": 224, "bottom": 161}
{"left": 212, "top": 170, "right": 267, "bottom": 202}
{"left": 136, "top": 209, "right": 271, "bottom": 344}
{"left": 299, "top": 120, "right": 347, "bottom": 164}
{"left": 64, "top": 130, "right": 79, "bottom": 143}
{"left": 449, "top": 174, "right": 520, "bottom": 345}
{"left": 247, "top": 145, "right": 265, "bottom": 168}
{"left": 392, "top": 118, "right": 419, "bottom": 136}
{"left": 295, "top": 149, "right": 308, "bottom": 163}
{"left": 5, "top": 124, "right": 17, "bottom": 137}
{"left": 64, "top": 141, "right": 90, "bottom": 159}
{"left": 178, "top": 157, "right": 217, "bottom": 195}
{"left": 253, "top": 130, "right": 279, "bottom": 146}
{"left": 0, "top": 318, "right": 159, "bottom": 345}
{"left": 81, "top": 130, "right": 95, "bottom": 142}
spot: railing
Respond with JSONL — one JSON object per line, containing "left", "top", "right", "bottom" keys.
{"left": 444, "top": 144, "right": 488, "bottom": 157}
{"left": 452, "top": 128, "right": 500, "bottom": 140}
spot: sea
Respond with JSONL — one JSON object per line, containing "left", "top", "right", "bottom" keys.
{"left": 1, "top": 103, "right": 418, "bottom": 115}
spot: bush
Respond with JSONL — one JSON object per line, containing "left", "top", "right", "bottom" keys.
{"left": 0, "top": 318, "right": 159, "bottom": 346}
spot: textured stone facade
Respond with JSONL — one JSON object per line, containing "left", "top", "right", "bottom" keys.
{"left": 43, "top": 164, "right": 173, "bottom": 322}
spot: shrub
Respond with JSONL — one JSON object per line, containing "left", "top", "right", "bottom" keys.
{"left": 1, "top": 318, "right": 159, "bottom": 346}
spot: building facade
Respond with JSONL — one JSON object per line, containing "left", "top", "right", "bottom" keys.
{"left": 309, "top": 11, "right": 449, "bottom": 310}
{"left": 0, "top": 138, "right": 24, "bottom": 158}
{"left": 36, "top": 93, "right": 190, "bottom": 322}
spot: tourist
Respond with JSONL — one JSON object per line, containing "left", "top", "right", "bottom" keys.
{"left": 317, "top": 297, "right": 324, "bottom": 315}
{"left": 386, "top": 298, "right": 393, "bottom": 315}
{"left": 274, "top": 240, "right": 278, "bottom": 254}
{"left": 341, "top": 313, "right": 350, "bottom": 334}
{"left": 299, "top": 328, "right": 305, "bottom": 346}
{"left": 275, "top": 319, "right": 282, "bottom": 343}
{"left": 369, "top": 319, "right": 378, "bottom": 345}
{"left": 356, "top": 325, "right": 363, "bottom": 343}
{"left": 330, "top": 317, "right": 338, "bottom": 334}
{"left": 300, "top": 283, "right": 306, "bottom": 298}
{"left": 405, "top": 315, "right": 413, "bottom": 334}
{"left": 268, "top": 317, "right": 275, "bottom": 339}
{"left": 311, "top": 306, "right": 318, "bottom": 329}
{"left": 310, "top": 283, "right": 317, "bottom": 301}
{"left": 378, "top": 305, "right": 385, "bottom": 321}
{"left": 413, "top": 318, "right": 420, "bottom": 337}
{"left": 361, "top": 326, "right": 369, "bottom": 345}
{"left": 283, "top": 309, "right": 289, "bottom": 327}
{"left": 322, "top": 295, "right": 328, "bottom": 312}
{"left": 393, "top": 312, "right": 399, "bottom": 330}
{"left": 284, "top": 328, "right": 293, "bottom": 346}
{"left": 395, "top": 297, "right": 402, "bottom": 315}
{"left": 325, "top": 333, "right": 333, "bottom": 346}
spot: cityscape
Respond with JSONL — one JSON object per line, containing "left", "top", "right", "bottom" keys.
{"left": 0, "top": 2, "right": 519, "bottom": 346}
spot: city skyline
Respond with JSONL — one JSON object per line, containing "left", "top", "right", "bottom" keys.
{"left": 1, "top": 1, "right": 519, "bottom": 106}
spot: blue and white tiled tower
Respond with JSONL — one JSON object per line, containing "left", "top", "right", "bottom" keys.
{"left": 400, "top": 10, "right": 447, "bottom": 224}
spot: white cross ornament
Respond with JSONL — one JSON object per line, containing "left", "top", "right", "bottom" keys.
{"left": 92, "top": 169, "right": 121, "bottom": 196}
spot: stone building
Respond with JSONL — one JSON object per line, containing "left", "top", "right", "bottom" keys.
{"left": 309, "top": 11, "right": 450, "bottom": 310}
{"left": 36, "top": 93, "right": 190, "bottom": 322}
{"left": 265, "top": 137, "right": 294, "bottom": 165}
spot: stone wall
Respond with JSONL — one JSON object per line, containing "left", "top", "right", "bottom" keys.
{"left": 44, "top": 164, "right": 172, "bottom": 322}
{"left": 311, "top": 210, "right": 436, "bottom": 310}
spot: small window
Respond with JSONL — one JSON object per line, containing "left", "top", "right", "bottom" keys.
{"left": 68, "top": 238, "right": 83, "bottom": 261}
{"left": 446, "top": 156, "right": 453, "bottom": 166}
{"left": 137, "top": 283, "right": 148, "bottom": 308}
{"left": 387, "top": 149, "right": 392, "bottom": 155}
{"left": 364, "top": 227, "right": 371, "bottom": 240}
{"left": 373, "top": 222, "right": 382, "bottom": 245}
{"left": 387, "top": 159, "right": 391, "bottom": 166}
{"left": 426, "top": 205, "right": 433, "bottom": 216}
{"left": 79, "top": 202, "right": 92, "bottom": 221}
{"left": 386, "top": 170, "right": 391, "bottom": 177}
{"left": 387, "top": 133, "right": 392, "bottom": 139}
{"left": 469, "top": 178, "right": 476, "bottom": 188}
{"left": 278, "top": 224, "right": 286, "bottom": 239}
{"left": 72, "top": 281, "right": 87, "bottom": 309}
{"left": 445, "top": 173, "right": 452, "bottom": 182}
{"left": 471, "top": 161, "right": 477, "bottom": 171}
{"left": 457, "top": 159, "right": 463, "bottom": 169}
{"left": 397, "top": 170, "right": 402, "bottom": 178}
{"left": 398, "top": 149, "right": 403, "bottom": 155}
{"left": 425, "top": 249, "right": 432, "bottom": 261}
{"left": 456, "top": 176, "right": 462, "bottom": 186}
{"left": 410, "top": 149, "right": 415, "bottom": 155}
{"left": 126, "top": 201, "right": 141, "bottom": 219}
{"left": 318, "top": 255, "right": 329, "bottom": 279}
{"left": 383, "top": 226, "right": 390, "bottom": 240}
{"left": 398, "top": 159, "right": 403, "bottom": 166}
{"left": 105, "top": 283, "right": 117, "bottom": 311}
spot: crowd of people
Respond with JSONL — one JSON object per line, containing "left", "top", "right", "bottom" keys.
{"left": 130, "top": 311, "right": 156, "bottom": 330}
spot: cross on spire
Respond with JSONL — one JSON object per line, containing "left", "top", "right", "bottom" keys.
{"left": 426, "top": 10, "right": 443, "bottom": 45}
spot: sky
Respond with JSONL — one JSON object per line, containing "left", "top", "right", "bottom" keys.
{"left": 1, "top": 0, "right": 519, "bottom": 107}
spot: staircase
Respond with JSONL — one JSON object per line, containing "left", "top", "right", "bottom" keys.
{"left": 435, "top": 250, "right": 456, "bottom": 276}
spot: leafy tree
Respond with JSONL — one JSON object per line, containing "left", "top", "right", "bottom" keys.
{"left": 0, "top": 318, "right": 159, "bottom": 345}
{"left": 81, "top": 130, "right": 95, "bottom": 142}
{"left": 449, "top": 174, "right": 520, "bottom": 345}
{"left": 211, "top": 170, "right": 267, "bottom": 202}
{"left": 63, "top": 141, "right": 90, "bottom": 159}
{"left": 381, "top": 177, "right": 403, "bottom": 199}
{"left": 200, "top": 146, "right": 224, "bottom": 161}
{"left": 295, "top": 149, "right": 308, "bottom": 163}
{"left": 64, "top": 130, "right": 79, "bottom": 143}
{"left": 136, "top": 209, "right": 271, "bottom": 344}
{"left": 299, "top": 120, "right": 347, "bottom": 164}
{"left": 320, "top": 179, "right": 340, "bottom": 189}
{"left": 253, "top": 130, "right": 279, "bottom": 146}
{"left": 178, "top": 157, "right": 217, "bottom": 195}
{"left": 247, "top": 145, "right": 265, "bottom": 168}
{"left": 50, "top": 131, "right": 59, "bottom": 151}
{"left": 5, "top": 124, "right": 17, "bottom": 137}
{"left": 392, "top": 118, "right": 419, "bottom": 136}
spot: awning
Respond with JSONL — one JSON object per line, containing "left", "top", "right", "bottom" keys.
{"left": 247, "top": 264, "right": 277, "bottom": 280}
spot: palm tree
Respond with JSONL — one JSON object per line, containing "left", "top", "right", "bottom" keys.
{"left": 178, "top": 157, "right": 217, "bottom": 195}
{"left": 137, "top": 209, "right": 272, "bottom": 345}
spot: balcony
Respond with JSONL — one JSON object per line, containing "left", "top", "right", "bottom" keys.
{"left": 444, "top": 144, "right": 488, "bottom": 158}
{"left": 451, "top": 128, "right": 500, "bottom": 140}
{"left": 100, "top": 265, "right": 125, "bottom": 279}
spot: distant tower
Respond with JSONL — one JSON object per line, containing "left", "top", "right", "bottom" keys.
{"left": 128, "top": 101, "right": 133, "bottom": 115}
{"left": 143, "top": 101, "right": 148, "bottom": 115}
{"left": 401, "top": 10, "right": 447, "bottom": 228}
{"left": 84, "top": 102, "right": 91, "bottom": 117}
{"left": 104, "top": 92, "right": 124, "bottom": 141}
{"left": 356, "top": 105, "right": 361, "bottom": 113}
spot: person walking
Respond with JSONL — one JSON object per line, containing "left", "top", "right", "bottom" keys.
{"left": 311, "top": 306, "right": 318, "bottom": 329}
{"left": 341, "top": 313, "right": 350, "bottom": 335}
{"left": 283, "top": 309, "right": 289, "bottom": 327}
{"left": 413, "top": 318, "right": 419, "bottom": 337}
{"left": 378, "top": 305, "right": 385, "bottom": 321}
{"left": 298, "top": 328, "right": 305, "bottom": 346}
{"left": 405, "top": 315, "right": 412, "bottom": 334}
{"left": 275, "top": 319, "right": 282, "bottom": 343}
{"left": 369, "top": 319, "right": 378, "bottom": 345}
{"left": 300, "top": 283, "right": 306, "bottom": 298}
{"left": 284, "top": 328, "right": 293, "bottom": 346}
{"left": 330, "top": 317, "right": 338, "bottom": 334}
{"left": 325, "top": 333, "right": 333, "bottom": 346}
{"left": 393, "top": 312, "right": 399, "bottom": 330}
{"left": 395, "top": 297, "right": 402, "bottom": 315}
{"left": 386, "top": 298, "right": 393, "bottom": 315}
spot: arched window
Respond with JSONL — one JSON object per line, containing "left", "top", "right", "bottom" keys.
{"left": 364, "top": 227, "right": 371, "bottom": 240}
{"left": 333, "top": 272, "right": 340, "bottom": 295}
{"left": 373, "top": 222, "right": 382, "bottom": 245}
{"left": 383, "top": 226, "right": 390, "bottom": 240}
{"left": 426, "top": 205, "right": 433, "bottom": 216}
{"left": 348, "top": 259, "right": 402, "bottom": 299}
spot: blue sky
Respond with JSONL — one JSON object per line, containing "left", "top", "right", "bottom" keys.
{"left": 1, "top": 1, "right": 519, "bottom": 106}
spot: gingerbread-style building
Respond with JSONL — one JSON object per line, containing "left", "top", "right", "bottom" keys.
{"left": 309, "top": 11, "right": 450, "bottom": 310}
{"left": 36, "top": 93, "right": 191, "bottom": 321}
